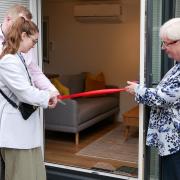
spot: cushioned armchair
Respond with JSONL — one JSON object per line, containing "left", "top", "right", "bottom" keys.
{"left": 44, "top": 73, "right": 120, "bottom": 145}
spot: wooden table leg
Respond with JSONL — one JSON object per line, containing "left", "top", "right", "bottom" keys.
{"left": 75, "top": 132, "right": 79, "bottom": 145}
{"left": 124, "top": 126, "right": 130, "bottom": 141}
{"left": 123, "top": 106, "right": 139, "bottom": 141}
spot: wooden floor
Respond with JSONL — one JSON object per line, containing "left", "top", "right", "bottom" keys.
{"left": 45, "top": 119, "right": 138, "bottom": 172}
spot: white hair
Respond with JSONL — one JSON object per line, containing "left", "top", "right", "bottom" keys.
{"left": 160, "top": 18, "right": 180, "bottom": 40}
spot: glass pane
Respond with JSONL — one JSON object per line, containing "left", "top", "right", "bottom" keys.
{"left": 175, "top": 0, "right": 180, "bottom": 17}
{"left": 150, "top": 148, "right": 159, "bottom": 180}
{"left": 152, "top": 0, "right": 162, "bottom": 85}
{"left": 149, "top": 0, "right": 162, "bottom": 179}
{"left": 0, "top": 0, "right": 29, "bottom": 23}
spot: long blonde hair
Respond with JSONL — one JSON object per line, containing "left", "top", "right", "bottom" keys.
{"left": 0, "top": 17, "right": 38, "bottom": 59}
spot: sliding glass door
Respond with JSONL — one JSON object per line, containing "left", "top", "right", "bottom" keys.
{"left": 144, "top": 0, "right": 176, "bottom": 180}
{"left": 144, "top": 1, "right": 162, "bottom": 179}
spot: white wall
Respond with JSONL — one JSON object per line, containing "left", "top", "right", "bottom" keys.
{"left": 43, "top": 0, "right": 140, "bottom": 118}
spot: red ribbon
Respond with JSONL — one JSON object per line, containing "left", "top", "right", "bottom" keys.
{"left": 58, "top": 88, "right": 126, "bottom": 100}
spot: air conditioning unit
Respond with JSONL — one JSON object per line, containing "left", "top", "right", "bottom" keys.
{"left": 73, "top": 3, "right": 123, "bottom": 23}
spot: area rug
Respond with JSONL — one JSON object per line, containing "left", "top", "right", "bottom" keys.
{"left": 76, "top": 126, "right": 138, "bottom": 164}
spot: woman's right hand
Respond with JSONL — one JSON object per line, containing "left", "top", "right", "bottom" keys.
{"left": 125, "top": 81, "right": 138, "bottom": 95}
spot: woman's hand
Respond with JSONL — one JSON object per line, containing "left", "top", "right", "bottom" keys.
{"left": 48, "top": 91, "right": 59, "bottom": 109}
{"left": 125, "top": 81, "right": 138, "bottom": 95}
{"left": 48, "top": 96, "right": 58, "bottom": 109}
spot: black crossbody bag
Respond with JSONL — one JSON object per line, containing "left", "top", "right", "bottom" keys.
{"left": 0, "top": 53, "right": 38, "bottom": 120}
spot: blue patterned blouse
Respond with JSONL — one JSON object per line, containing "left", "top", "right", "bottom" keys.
{"left": 135, "top": 63, "right": 180, "bottom": 156}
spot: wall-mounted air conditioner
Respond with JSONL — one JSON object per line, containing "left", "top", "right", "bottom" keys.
{"left": 73, "top": 3, "right": 123, "bottom": 23}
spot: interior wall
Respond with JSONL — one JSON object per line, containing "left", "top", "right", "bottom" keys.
{"left": 43, "top": 0, "right": 140, "bottom": 117}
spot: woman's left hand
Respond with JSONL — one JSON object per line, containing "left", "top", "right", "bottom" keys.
{"left": 48, "top": 91, "right": 59, "bottom": 109}
{"left": 125, "top": 81, "right": 138, "bottom": 95}
{"left": 48, "top": 96, "right": 58, "bottom": 109}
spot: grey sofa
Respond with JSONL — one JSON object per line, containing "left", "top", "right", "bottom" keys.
{"left": 44, "top": 73, "right": 120, "bottom": 145}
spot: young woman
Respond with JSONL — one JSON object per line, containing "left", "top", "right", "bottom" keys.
{"left": 0, "top": 4, "right": 59, "bottom": 107}
{"left": 0, "top": 17, "right": 55, "bottom": 180}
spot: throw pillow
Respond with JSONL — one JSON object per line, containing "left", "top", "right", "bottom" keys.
{"left": 51, "top": 78, "right": 70, "bottom": 95}
{"left": 85, "top": 72, "right": 106, "bottom": 91}
{"left": 60, "top": 73, "right": 85, "bottom": 94}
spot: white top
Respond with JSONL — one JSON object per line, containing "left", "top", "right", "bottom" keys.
{"left": 0, "top": 54, "right": 50, "bottom": 149}
{"left": 0, "top": 25, "right": 58, "bottom": 92}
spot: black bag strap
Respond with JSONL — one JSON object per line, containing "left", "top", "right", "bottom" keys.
{"left": 0, "top": 53, "right": 33, "bottom": 109}
{"left": 0, "top": 89, "right": 18, "bottom": 109}
{"left": 17, "top": 53, "right": 33, "bottom": 85}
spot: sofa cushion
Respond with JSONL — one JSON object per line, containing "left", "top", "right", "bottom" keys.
{"left": 85, "top": 72, "right": 106, "bottom": 91}
{"left": 60, "top": 73, "right": 85, "bottom": 94}
{"left": 76, "top": 96, "right": 119, "bottom": 124}
{"left": 51, "top": 78, "right": 70, "bottom": 95}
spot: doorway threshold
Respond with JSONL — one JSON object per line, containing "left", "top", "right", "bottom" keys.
{"left": 45, "top": 162, "right": 138, "bottom": 180}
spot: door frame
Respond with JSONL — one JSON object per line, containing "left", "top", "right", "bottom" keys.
{"left": 41, "top": 0, "right": 146, "bottom": 179}
{"left": 138, "top": 0, "right": 146, "bottom": 179}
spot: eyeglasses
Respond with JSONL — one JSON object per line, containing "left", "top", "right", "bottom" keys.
{"left": 161, "top": 40, "right": 179, "bottom": 48}
{"left": 29, "top": 36, "right": 38, "bottom": 45}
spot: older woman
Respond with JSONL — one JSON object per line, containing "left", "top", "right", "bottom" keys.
{"left": 126, "top": 18, "right": 180, "bottom": 180}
